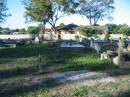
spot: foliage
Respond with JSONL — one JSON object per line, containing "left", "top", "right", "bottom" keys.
{"left": 106, "top": 24, "right": 130, "bottom": 35}
{"left": 23, "top": 0, "right": 51, "bottom": 35}
{"left": 59, "top": 23, "right": 65, "bottom": 28}
{"left": 78, "top": 0, "right": 115, "bottom": 25}
{"left": 27, "top": 26, "right": 40, "bottom": 34}
{"left": 118, "top": 24, "right": 130, "bottom": 35}
{"left": 13, "top": 28, "right": 20, "bottom": 32}
{"left": 106, "top": 23, "right": 118, "bottom": 34}
{"left": 0, "top": 27, "right": 10, "bottom": 34}
{"left": 24, "top": 0, "right": 50, "bottom": 22}
{"left": 77, "top": 25, "right": 97, "bottom": 37}
{"left": 19, "top": 28, "right": 26, "bottom": 33}
{"left": 47, "top": 0, "right": 77, "bottom": 31}
{"left": 0, "top": 0, "right": 8, "bottom": 23}
{"left": 23, "top": 0, "right": 78, "bottom": 34}
{"left": 0, "top": 27, "right": 27, "bottom": 34}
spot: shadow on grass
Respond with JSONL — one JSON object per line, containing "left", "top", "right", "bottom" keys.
{"left": 0, "top": 44, "right": 51, "bottom": 58}
{"left": 0, "top": 63, "right": 55, "bottom": 79}
{"left": 0, "top": 65, "right": 39, "bottom": 79}
{"left": 116, "top": 90, "right": 130, "bottom": 97}
{"left": 106, "top": 68, "right": 130, "bottom": 77}
{"left": 108, "top": 89, "right": 130, "bottom": 97}
{"left": 0, "top": 77, "right": 61, "bottom": 97}
{"left": 0, "top": 58, "right": 17, "bottom": 65}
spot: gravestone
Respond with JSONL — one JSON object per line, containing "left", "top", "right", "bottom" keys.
{"left": 110, "top": 38, "right": 123, "bottom": 66}
{"left": 100, "top": 52, "right": 109, "bottom": 60}
{"left": 90, "top": 40, "right": 101, "bottom": 53}
{"left": 100, "top": 38, "right": 130, "bottom": 68}
{"left": 100, "top": 38, "right": 123, "bottom": 65}
{"left": 35, "top": 37, "right": 40, "bottom": 44}
{"left": 117, "top": 38, "right": 124, "bottom": 66}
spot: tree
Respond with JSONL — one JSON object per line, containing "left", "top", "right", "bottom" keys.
{"left": 59, "top": 23, "right": 65, "bottom": 28}
{"left": 20, "top": 28, "right": 26, "bottom": 32}
{"left": 23, "top": 0, "right": 50, "bottom": 35}
{"left": 78, "top": 0, "right": 115, "bottom": 25}
{"left": 106, "top": 24, "right": 130, "bottom": 35}
{"left": 77, "top": 25, "right": 97, "bottom": 37}
{"left": 0, "top": 0, "right": 8, "bottom": 23}
{"left": 105, "top": 24, "right": 118, "bottom": 34}
{"left": 14, "top": 28, "right": 20, "bottom": 32}
{"left": 46, "top": 0, "right": 78, "bottom": 33}
{"left": 24, "top": 0, "right": 78, "bottom": 35}
{"left": 19, "top": 28, "right": 26, "bottom": 34}
{"left": 117, "top": 24, "right": 130, "bottom": 35}
{"left": 27, "top": 26, "right": 40, "bottom": 35}
{"left": 1, "top": 27, "right": 10, "bottom": 34}
{"left": 0, "top": 26, "right": 2, "bottom": 32}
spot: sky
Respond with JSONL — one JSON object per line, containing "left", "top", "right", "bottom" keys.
{"left": 1, "top": 0, "right": 130, "bottom": 29}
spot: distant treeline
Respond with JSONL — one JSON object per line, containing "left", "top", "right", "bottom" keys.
{"left": 77, "top": 24, "right": 130, "bottom": 37}
{"left": 0, "top": 27, "right": 27, "bottom": 34}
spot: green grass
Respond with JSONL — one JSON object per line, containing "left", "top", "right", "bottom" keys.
{"left": 14, "top": 82, "right": 130, "bottom": 97}
{"left": 42, "top": 46, "right": 114, "bottom": 72}
{"left": 0, "top": 43, "right": 114, "bottom": 73}
{"left": 0, "top": 42, "right": 117, "bottom": 97}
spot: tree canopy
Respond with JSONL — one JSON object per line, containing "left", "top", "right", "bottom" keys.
{"left": 27, "top": 26, "right": 40, "bottom": 35}
{"left": 0, "top": 0, "right": 8, "bottom": 23}
{"left": 77, "top": 25, "right": 97, "bottom": 37}
{"left": 24, "top": 0, "right": 50, "bottom": 22}
{"left": 106, "top": 24, "right": 130, "bottom": 35}
{"left": 78, "top": 0, "right": 115, "bottom": 25}
{"left": 59, "top": 23, "right": 65, "bottom": 28}
{"left": 23, "top": 0, "right": 78, "bottom": 34}
{"left": 118, "top": 24, "right": 130, "bottom": 35}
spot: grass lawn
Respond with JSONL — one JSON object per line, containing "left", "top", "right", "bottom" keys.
{"left": 0, "top": 42, "right": 130, "bottom": 97}
{"left": 16, "top": 82, "right": 130, "bottom": 97}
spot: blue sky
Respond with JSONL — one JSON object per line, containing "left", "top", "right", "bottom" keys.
{"left": 1, "top": 0, "right": 130, "bottom": 29}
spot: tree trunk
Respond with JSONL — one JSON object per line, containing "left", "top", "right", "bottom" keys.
{"left": 41, "top": 21, "right": 46, "bottom": 41}
{"left": 89, "top": 11, "right": 92, "bottom": 26}
{"left": 52, "top": 25, "right": 57, "bottom": 40}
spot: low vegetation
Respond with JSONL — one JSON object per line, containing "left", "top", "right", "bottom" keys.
{"left": 0, "top": 42, "right": 129, "bottom": 97}
{"left": 0, "top": 42, "right": 113, "bottom": 73}
{"left": 15, "top": 82, "right": 130, "bottom": 97}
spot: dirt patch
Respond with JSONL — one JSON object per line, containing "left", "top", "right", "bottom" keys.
{"left": 51, "top": 70, "right": 116, "bottom": 87}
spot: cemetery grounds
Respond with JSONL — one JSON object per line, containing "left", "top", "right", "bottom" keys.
{"left": 0, "top": 42, "right": 130, "bottom": 97}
